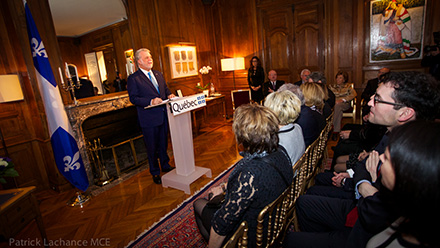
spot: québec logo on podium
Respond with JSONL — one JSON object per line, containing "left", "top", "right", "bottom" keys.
{"left": 169, "top": 93, "right": 207, "bottom": 116}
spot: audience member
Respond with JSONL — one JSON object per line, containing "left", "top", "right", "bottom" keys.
{"left": 298, "top": 82, "right": 326, "bottom": 147}
{"left": 194, "top": 104, "right": 293, "bottom": 247}
{"left": 329, "top": 71, "right": 357, "bottom": 141}
{"left": 284, "top": 71, "right": 440, "bottom": 248}
{"left": 307, "top": 71, "right": 334, "bottom": 117}
{"left": 247, "top": 56, "right": 265, "bottom": 103}
{"left": 264, "top": 90, "right": 305, "bottom": 165}
{"left": 113, "top": 72, "right": 127, "bottom": 92}
{"left": 294, "top": 68, "right": 311, "bottom": 86}
{"left": 366, "top": 120, "right": 440, "bottom": 248}
{"left": 330, "top": 117, "right": 387, "bottom": 172}
{"left": 263, "top": 70, "right": 285, "bottom": 97}
{"left": 361, "top": 68, "right": 390, "bottom": 118}
{"left": 74, "top": 77, "right": 95, "bottom": 99}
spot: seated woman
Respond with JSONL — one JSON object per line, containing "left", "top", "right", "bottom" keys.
{"left": 193, "top": 104, "right": 293, "bottom": 247}
{"left": 298, "top": 82, "right": 326, "bottom": 147}
{"left": 307, "top": 71, "right": 334, "bottom": 117}
{"left": 264, "top": 90, "right": 305, "bottom": 165}
{"left": 329, "top": 70, "right": 357, "bottom": 140}
{"left": 367, "top": 120, "right": 440, "bottom": 247}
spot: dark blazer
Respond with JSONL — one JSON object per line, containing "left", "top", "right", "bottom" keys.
{"left": 127, "top": 69, "right": 172, "bottom": 128}
{"left": 263, "top": 80, "right": 285, "bottom": 97}
{"left": 294, "top": 80, "right": 304, "bottom": 86}
{"left": 295, "top": 105, "right": 326, "bottom": 147}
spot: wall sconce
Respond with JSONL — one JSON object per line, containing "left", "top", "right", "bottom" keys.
{"left": 221, "top": 57, "right": 245, "bottom": 90}
{"left": 0, "top": 74, "right": 24, "bottom": 103}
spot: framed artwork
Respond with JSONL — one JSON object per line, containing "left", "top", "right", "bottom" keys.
{"left": 168, "top": 45, "right": 198, "bottom": 79}
{"left": 369, "top": 0, "right": 426, "bottom": 63}
{"left": 124, "top": 49, "right": 135, "bottom": 76}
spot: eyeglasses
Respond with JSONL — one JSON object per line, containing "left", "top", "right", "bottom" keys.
{"left": 373, "top": 94, "right": 404, "bottom": 108}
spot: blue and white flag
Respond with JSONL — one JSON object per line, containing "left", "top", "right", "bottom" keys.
{"left": 24, "top": 1, "right": 89, "bottom": 191}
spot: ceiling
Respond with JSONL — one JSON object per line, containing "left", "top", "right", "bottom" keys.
{"left": 48, "top": 0, "right": 127, "bottom": 37}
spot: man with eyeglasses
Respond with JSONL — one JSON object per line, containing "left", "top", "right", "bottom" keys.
{"left": 284, "top": 71, "right": 440, "bottom": 248}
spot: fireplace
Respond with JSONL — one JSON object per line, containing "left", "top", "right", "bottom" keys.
{"left": 65, "top": 93, "right": 148, "bottom": 187}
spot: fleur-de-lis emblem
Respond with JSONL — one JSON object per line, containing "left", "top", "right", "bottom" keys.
{"left": 31, "top": 37, "right": 48, "bottom": 58}
{"left": 64, "top": 151, "right": 81, "bottom": 172}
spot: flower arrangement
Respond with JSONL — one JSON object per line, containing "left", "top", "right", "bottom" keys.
{"left": 197, "top": 66, "right": 213, "bottom": 90}
{"left": 199, "top": 65, "right": 212, "bottom": 75}
{"left": 0, "top": 157, "right": 19, "bottom": 184}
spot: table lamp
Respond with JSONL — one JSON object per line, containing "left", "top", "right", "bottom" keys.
{"left": 221, "top": 57, "right": 245, "bottom": 89}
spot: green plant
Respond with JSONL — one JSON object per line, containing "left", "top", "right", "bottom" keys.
{"left": 0, "top": 157, "right": 19, "bottom": 184}
{"left": 196, "top": 82, "right": 211, "bottom": 90}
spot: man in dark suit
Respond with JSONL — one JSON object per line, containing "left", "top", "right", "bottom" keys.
{"left": 263, "top": 70, "right": 285, "bottom": 98}
{"left": 360, "top": 67, "right": 389, "bottom": 117}
{"left": 127, "top": 48, "right": 175, "bottom": 184}
{"left": 293, "top": 68, "right": 311, "bottom": 86}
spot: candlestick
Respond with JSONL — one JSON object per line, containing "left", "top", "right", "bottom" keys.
{"left": 58, "top": 67, "right": 65, "bottom": 87}
{"left": 65, "top": 62, "right": 71, "bottom": 79}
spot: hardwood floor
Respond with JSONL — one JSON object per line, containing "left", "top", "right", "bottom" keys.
{"left": 3, "top": 121, "right": 240, "bottom": 248}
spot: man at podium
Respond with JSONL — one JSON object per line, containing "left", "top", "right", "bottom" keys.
{"left": 127, "top": 48, "right": 175, "bottom": 184}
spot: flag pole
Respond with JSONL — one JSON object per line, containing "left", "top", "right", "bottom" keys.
{"left": 24, "top": 0, "right": 90, "bottom": 204}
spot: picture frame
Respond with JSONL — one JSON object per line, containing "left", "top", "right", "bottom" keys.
{"left": 168, "top": 45, "right": 198, "bottom": 79}
{"left": 369, "top": 0, "right": 426, "bottom": 63}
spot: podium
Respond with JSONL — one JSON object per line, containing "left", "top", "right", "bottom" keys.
{"left": 162, "top": 93, "right": 212, "bottom": 194}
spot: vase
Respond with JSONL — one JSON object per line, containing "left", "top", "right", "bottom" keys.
{"left": 203, "top": 90, "right": 209, "bottom": 97}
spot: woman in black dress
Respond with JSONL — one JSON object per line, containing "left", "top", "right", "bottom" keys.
{"left": 247, "top": 56, "right": 265, "bottom": 103}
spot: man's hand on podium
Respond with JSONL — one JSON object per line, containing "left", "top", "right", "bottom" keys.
{"left": 151, "top": 97, "right": 163, "bottom": 106}
{"left": 168, "top": 94, "right": 176, "bottom": 99}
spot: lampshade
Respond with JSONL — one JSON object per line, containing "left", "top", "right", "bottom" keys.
{"left": 221, "top": 57, "right": 245, "bottom": 71}
{"left": 0, "top": 74, "right": 24, "bottom": 103}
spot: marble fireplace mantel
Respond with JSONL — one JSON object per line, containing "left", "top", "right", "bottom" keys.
{"left": 65, "top": 93, "right": 134, "bottom": 186}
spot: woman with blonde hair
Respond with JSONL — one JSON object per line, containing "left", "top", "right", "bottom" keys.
{"left": 193, "top": 104, "right": 293, "bottom": 247}
{"left": 299, "top": 82, "right": 326, "bottom": 146}
{"left": 265, "top": 90, "right": 305, "bottom": 165}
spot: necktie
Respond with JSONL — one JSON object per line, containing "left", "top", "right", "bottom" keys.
{"left": 148, "top": 71, "right": 160, "bottom": 93}
{"left": 272, "top": 81, "right": 276, "bottom": 89}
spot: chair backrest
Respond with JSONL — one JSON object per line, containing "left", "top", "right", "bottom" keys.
{"left": 223, "top": 221, "right": 248, "bottom": 248}
{"left": 255, "top": 185, "right": 292, "bottom": 247}
{"left": 342, "top": 84, "right": 356, "bottom": 122}
{"left": 231, "top": 89, "right": 251, "bottom": 110}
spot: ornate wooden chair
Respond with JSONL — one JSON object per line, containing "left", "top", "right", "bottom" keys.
{"left": 223, "top": 221, "right": 248, "bottom": 248}
{"left": 231, "top": 89, "right": 251, "bottom": 110}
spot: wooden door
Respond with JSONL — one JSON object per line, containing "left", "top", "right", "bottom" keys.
{"left": 259, "top": 0, "right": 325, "bottom": 83}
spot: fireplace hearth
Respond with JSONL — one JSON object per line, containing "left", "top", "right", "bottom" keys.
{"left": 65, "top": 93, "right": 149, "bottom": 187}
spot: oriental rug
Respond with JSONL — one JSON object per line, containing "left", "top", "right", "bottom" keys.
{"left": 126, "top": 163, "right": 236, "bottom": 248}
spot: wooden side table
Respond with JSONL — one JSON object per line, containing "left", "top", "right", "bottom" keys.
{"left": 0, "top": 186, "right": 48, "bottom": 247}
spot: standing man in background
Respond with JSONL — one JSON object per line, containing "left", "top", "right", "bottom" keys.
{"left": 127, "top": 48, "right": 175, "bottom": 184}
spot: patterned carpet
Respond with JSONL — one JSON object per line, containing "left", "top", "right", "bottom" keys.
{"left": 126, "top": 164, "right": 236, "bottom": 248}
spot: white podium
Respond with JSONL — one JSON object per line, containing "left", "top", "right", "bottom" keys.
{"left": 161, "top": 93, "right": 212, "bottom": 194}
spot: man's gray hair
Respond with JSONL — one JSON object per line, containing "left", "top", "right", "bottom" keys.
{"left": 134, "top": 48, "right": 151, "bottom": 68}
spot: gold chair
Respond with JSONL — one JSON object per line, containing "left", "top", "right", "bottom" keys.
{"left": 223, "top": 221, "right": 248, "bottom": 248}
{"left": 342, "top": 84, "right": 356, "bottom": 123}
{"left": 255, "top": 184, "right": 292, "bottom": 247}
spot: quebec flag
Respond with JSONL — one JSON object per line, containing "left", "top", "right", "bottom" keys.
{"left": 25, "top": 1, "right": 89, "bottom": 191}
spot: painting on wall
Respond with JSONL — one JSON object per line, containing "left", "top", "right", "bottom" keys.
{"left": 168, "top": 46, "right": 198, "bottom": 79}
{"left": 125, "top": 49, "right": 135, "bottom": 76}
{"left": 369, "top": 0, "right": 426, "bottom": 63}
